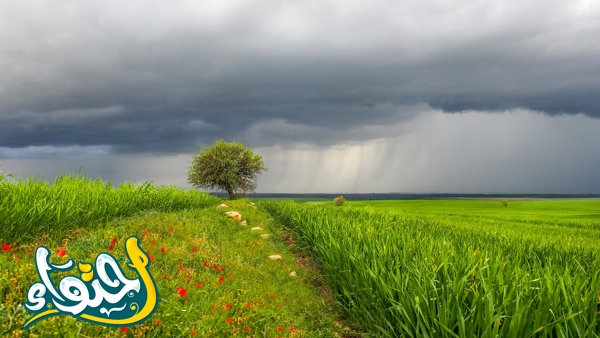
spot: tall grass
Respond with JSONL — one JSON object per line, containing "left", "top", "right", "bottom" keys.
{"left": 262, "top": 201, "right": 600, "bottom": 337}
{"left": 0, "top": 174, "right": 220, "bottom": 244}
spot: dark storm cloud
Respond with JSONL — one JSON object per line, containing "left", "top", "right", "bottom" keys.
{"left": 1, "top": 0, "right": 599, "bottom": 155}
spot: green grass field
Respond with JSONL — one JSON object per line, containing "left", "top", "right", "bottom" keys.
{"left": 4, "top": 172, "right": 600, "bottom": 337}
{"left": 262, "top": 198, "right": 600, "bottom": 337}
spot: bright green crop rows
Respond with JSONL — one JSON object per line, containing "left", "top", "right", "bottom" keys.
{"left": 0, "top": 174, "right": 221, "bottom": 244}
{"left": 261, "top": 201, "right": 600, "bottom": 337}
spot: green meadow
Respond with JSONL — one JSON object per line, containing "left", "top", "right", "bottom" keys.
{"left": 3, "top": 174, "right": 600, "bottom": 337}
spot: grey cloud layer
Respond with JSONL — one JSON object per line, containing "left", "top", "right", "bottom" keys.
{"left": 1, "top": 0, "right": 599, "bottom": 154}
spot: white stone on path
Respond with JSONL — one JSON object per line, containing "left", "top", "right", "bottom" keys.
{"left": 225, "top": 211, "right": 242, "bottom": 221}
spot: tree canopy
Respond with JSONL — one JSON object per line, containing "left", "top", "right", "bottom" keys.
{"left": 187, "top": 140, "right": 266, "bottom": 200}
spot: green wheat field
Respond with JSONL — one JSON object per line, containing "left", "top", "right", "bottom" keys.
{"left": 2, "top": 174, "right": 600, "bottom": 337}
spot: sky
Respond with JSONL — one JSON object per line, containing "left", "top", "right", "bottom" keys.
{"left": 1, "top": 0, "right": 599, "bottom": 193}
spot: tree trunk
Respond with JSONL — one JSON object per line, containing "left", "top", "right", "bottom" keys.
{"left": 227, "top": 189, "right": 235, "bottom": 200}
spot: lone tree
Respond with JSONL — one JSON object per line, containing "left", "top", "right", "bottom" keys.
{"left": 188, "top": 140, "right": 266, "bottom": 200}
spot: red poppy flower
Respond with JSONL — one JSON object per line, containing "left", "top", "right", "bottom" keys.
{"left": 169, "top": 226, "right": 174, "bottom": 232}
{"left": 144, "top": 229, "right": 149, "bottom": 236}
{"left": 163, "top": 275, "right": 168, "bottom": 280}
{"left": 217, "top": 276, "right": 224, "bottom": 284}
{"left": 499, "top": 321, "right": 503, "bottom": 326}
{"left": 220, "top": 267, "right": 225, "bottom": 272}
{"left": 213, "top": 264, "right": 218, "bottom": 270}
{"left": 161, "top": 247, "right": 166, "bottom": 254}
{"left": 278, "top": 327, "right": 282, "bottom": 332}
{"left": 178, "top": 288, "right": 188, "bottom": 297}
{"left": 121, "top": 327, "right": 128, "bottom": 332}
{"left": 278, "top": 304, "right": 282, "bottom": 307}
{"left": 227, "top": 274, "right": 233, "bottom": 279}
{"left": 203, "top": 261, "right": 208, "bottom": 267}
{"left": 192, "top": 247, "right": 197, "bottom": 252}
{"left": 146, "top": 250, "right": 150, "bottom": 255}
{"left": 151, "top": 241, "right": 155, "bottom": 245}
{"left": 156, "top": 320, "right": 161, "bottom": 325}
{"left": 56, "top": 249, "right": 67, "bottom": 257}
{"left": 269, "top": 295, "right": 274, "bottom": 300}
{"left": 246, "top": 326, "right": 250, "bottom": 332}
{"left": 246, "top": 302, "right": 252, "bottom": 307}
{"left": 225, "top": 303, "right": 231, "bottom": 309}
{"left": 150, "top": 255, "right": 155, "bottom": 262}
{"left": 196, "top": 282, "right": 202, "bottom": 288}
{"left": 226, "top": 317, "right": 233, "bottom": 323}
{"left": 108, "top": 245, "right": 114, "bottom": 251}
{"left": 290, "top": 326, "right": 296, "bottom": 332}
{"left": 16, "top": 257, "right": 21, "bottom": 262}
{"left": 191, "top": 329, "right": 196, "bottom": 335}
{"left": 179, "top": 264, "right": 184, "bottom": 270}
{"left": 111, "top": 237, "right": 117, "bottom": 244}
{"left": 258, "top": 301, "right": 263, "bottom": 306}
{"left": 211, "top": 305, "right": 216, "bottom": 311}
{"left": 187, "top": 275, "right": 192, "bottom": 281}
{"left": 2, "top": 244, "right": 10, "bottom": 252}
{"left": 184, "top": 299, "right": 188, "bottom": 304}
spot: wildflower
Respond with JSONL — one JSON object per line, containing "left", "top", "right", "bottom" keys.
{"left": 258, "top": 301, "right": 263, "bottom": 306}
{"left": 184, "top": 299, "right": 188, "bottom": 304}
{"left": 191, "top": 329, "right": 196, "bottom": 335}
{"left": 211, "top": 305, "right": 216, "bottom": 311}
{"left": 218, "top": 276, "right": 224, "bottom": 284}
{"left": 163, "top": 275, "right": 168, "bottom": 280}
{"left": 226, "top": 317, "right": 233, "bottom": 323}
{"left": 178, "top": 288, "right": 188, "bottom": 297}
{"left": 168, "top": 226, "right": 174, "bottom": 232}
{"left": 246, "top": 326, "right": 251, "bottom": 331}
{"left": 179, "top": 264, "right": 184, "bottom": 270}
{"left": 108, "top": 245, "right": 114, "bottom": 251}
{"left": 203, "top": 261, "right": 208, "bottom": 267}
{"left": 150, "top": 255, "right": 154, "bottom": 262}
{"left": 220, "top": 267, "right": 225, "bottom": 272}
{"left": 499, "top": 321, "right": 503, "bottom": 326}
{"left": 290, "top": 326, "right": 296, "bottom": 332}
{"left": 111, "top": 237, "right": 118, "bottom": 244}
{"left": 56, "top": 249, "right": 67, "bottom": 257}
{"left": 187, "top": 275, "right": 192, "bottom": 281}
{"left": 144, "top": 229, "right": 149, "bottom": 236}
{"left": 213, "top": 264, "right": 218, "bottom": 270}
{"left": 16, "top": 257, "right": 21, "bottom": 262}
{"left": 2, "top": 244, "right": 9, "bottom": 252}
{"left": 121, "top": 327, "right": 128, "bottom": 332}
{"left": 151, "top": 241, "right": 155, "bottom": 245}
{"left": 197, "top": 282, "right": 202, "bottom": 288}
{"left": 269, "top": 295, "right": 274, "bottom": 300}
{"left": 146, "top": 250, "right": 150, "bottom": 255}
{"left": 192, "top": 247, "right": 197, "bottom": 252}
{"left": 278, "top": 327, "right": 282, "bottom": 332}
{"left": 246, "top": 302, "right": 252, "bottom": 308}
{"left": 227, "top": 274, "right": 233, "bottom": 279}
{"left": 156, "top": 320, "right": 161, "bottom": 325}
{"left": 225, "top": 303, "right": 231, "bottom": 309}
{"left": 278, "top": 304, "right": 282, "bottom": 307}
{"left": 161, "top": 247, "right": 166, "bottom": 254}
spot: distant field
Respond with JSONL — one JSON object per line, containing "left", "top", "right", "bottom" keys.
{"left": 347, "top": 198, "right": 600, "bottom": 223}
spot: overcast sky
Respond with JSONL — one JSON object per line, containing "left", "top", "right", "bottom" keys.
{"left": 1, "top": 0, "right": 599, "bottom": 193}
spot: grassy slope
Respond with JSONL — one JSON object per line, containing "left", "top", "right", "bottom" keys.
{"left": 0, "top": 200, "right": 344, "bottom": 337}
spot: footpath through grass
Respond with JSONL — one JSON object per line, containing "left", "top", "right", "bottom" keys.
{"left": 1, "top": 200, "right": 345, "bottom": 337}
